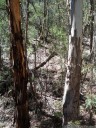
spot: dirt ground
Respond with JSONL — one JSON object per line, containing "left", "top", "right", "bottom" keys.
{"left": 0, "top": 42, "right": 96, "bottom": 128}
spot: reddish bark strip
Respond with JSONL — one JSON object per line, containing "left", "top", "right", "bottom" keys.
{"left": 8, "top": 0, "right": 30, "bottom": 127}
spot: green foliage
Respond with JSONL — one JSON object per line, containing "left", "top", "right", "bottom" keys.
{"left": 24, "top": 0, "right": 69, "bottom": 59}
{"left": 85, "top": 94, "right": 96, "bottom": 112}
{"left": 83, "top": 0, "right": 92, "bottom": 37}
{"left": 0, "top": 1, "right": 9, "bottom": 60}
{"left": 50, "top": 26, "right": 66, "bottom": 41}
{"left": 83, "top": 0, "right": 90, "bottom": 23}
{"left": 54, "top": 111, "right": 62, "bottom": 118}
{"left": 0, "top": 0, "right": 5, "bottom": 6}
{"left": 0, "top": 66, "right": 12, "bottom": 95}
{"left": 50, "top": 25, "right": 68, "bottom": 57}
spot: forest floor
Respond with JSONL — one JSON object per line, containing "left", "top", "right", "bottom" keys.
{"left": 0, "top": 40, "right": 96, "bottom": 128}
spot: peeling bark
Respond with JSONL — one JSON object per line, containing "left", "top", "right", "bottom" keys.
{"left": 62, "top": 0, "right": 82, "bottom": 125}
{"left": 8, "top": 0, "right": 30, "bottom": 128}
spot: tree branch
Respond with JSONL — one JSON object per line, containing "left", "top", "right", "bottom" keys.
{"left": 33, "top": 52, "right": 57, "bottom": 71}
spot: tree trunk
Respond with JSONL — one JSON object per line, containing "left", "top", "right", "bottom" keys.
{"left": 25, "top": 0, "right": 29, "bottom": 68}
{"left": 90, "top": 0, "right": 94, "bottom": 52}
{"left": 93, "top": 1, "right": 96, "bottom": 63}
{"left": 8, "top": 0, "right": 30, "bottom": 128}
{"left": 44, "top": 0, "right": 48, "bottom": 40}
{"left": 62, "top": 0, "right": 82, "bottom": 125}
{"left": 0, "top": 45, "right": 1, "bottom": 70}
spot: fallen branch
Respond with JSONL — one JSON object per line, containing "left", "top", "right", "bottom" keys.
{"left": 33, "top": 52, "right": 57, "bottom": 71}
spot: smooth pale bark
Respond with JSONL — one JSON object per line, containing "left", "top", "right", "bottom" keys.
{"left": 62, "top": 0, "right": 82, "bottom": 125}
{"left": 93, "top": 1, "right": 96, "bottom": 57}
{"left": 92, "top": 1, "right": 96, "bottom": 83}
{"left": 8, "top": 0, "right": 30, "bottom": 128}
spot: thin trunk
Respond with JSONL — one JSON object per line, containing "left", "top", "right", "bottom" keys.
{"left": 6, "top": 0, "right": 13, "bottom": 68}
{"left": 58, "top": 4, "right": 61, "bottom": 27}
{"left": 25, "top": 0, "right": 29, "bottom": 69}
{"left": 62, "top": 0, "right": 82, "bottom": 125}
{"left": 8, "top": 0, "right": 30, "bottom": 128}
{"left": 44, "top": 0, "right": 48, "bottom": 40}
{"left": 90, "top": 0, "right": 94, "bottom": 52}
{"left": 0, "top": 45, "right": 1, "bottom": 70}
{"left": 89, "top": 1, "right": 95, "bottom": 123}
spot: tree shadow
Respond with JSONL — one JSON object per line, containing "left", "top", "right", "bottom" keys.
{"left": 39, "top": 117, "right": 62, "bottom": 128}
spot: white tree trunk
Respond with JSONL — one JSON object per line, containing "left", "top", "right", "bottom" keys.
{"left": 92, "top": 1, "right": 96, "bottom": 82}
{"left": 62, "top": 0, "right": 82, "bottom": 125}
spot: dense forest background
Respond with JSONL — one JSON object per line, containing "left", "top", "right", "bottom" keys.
{"left": 0, "top": 0, "right": 96, "bottom": 128}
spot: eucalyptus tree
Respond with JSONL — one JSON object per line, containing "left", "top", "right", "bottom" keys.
{"left": 8, "top": 0, "right": 30, "bottom": 127}
{"left": 91, "top": 0, "right": 96, "bottom": 84}
{"left": 62, "top": 0, "right": 83, "bottom": 125}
